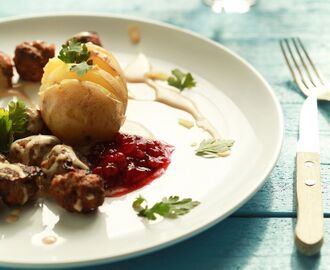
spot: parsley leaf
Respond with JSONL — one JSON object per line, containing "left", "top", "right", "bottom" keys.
{"left": 70, "top": 61, "right": 93, "bottom": 76}
{"left": 133, "top": 195, "right": 200, "bottom": 220}
{"left": 0, "top": 110, "right": 12, "bottom": 153}
{"left": 0, "top": 101, "right": 28, "bottom": 153}
{"left": 195, "top": 138, "right": 234, "bottom": 158}
{"left": 167, "top": 69, "right": 196, "bottom": 91}
{"left": 58, "top": 38, "right": 93, "bottom": 76}
{"left": 8, "top": 100, "right": 28, "bottom": 134}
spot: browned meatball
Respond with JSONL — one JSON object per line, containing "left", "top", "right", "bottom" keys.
{"left": 41, "top": 145, "right": 90, "bottom": 181}
{"left": 0, "top": 163, "right": 42, "bottom": 206}
{"left": 0, "top": 51, "right": 13, "bottom": 89}
{"left": 0, "top": 154, "right": 7, "bottom": 163}
{"left": 9, "top": 135, "right": 60, "bottom": 166}
{"left": 14, "top": 40, "right": 55, "bottom": 81}
{"left": 25, "top": 107, "right": 47, "bottom": 136}
{"left": 49, "top": 170, "right": 105, "bottom": 213}
{"left": 67, "top": 31, "right": 102, "bottom": 46}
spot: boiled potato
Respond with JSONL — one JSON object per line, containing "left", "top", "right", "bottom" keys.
{"left": 39, "top": 43, "right": 128, "bottom": 145}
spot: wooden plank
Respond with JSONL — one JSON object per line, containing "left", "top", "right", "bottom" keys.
{"left": 77, "top": 217, "right": 330, "bottom": 270}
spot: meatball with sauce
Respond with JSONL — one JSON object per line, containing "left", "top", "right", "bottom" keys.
{"left": 25, "top": 107, "right": 47, "bottom": 136}
{"left": 9, "top": 135, "right": 60, "bottom": 166}
{"left": 0, "top": 162, "right": 42, "bottom": 206}
{"left": 40, "top": 145, "right": 90, "bottom": 180}
{"left": 0, "top": 154, "right": 7, "bottom": 163}
{"left": 0, "top": 51, "right": 13, "bottom": 89}
{"left": 14, "top": 40, "right": 55, "bottom": 81}
{"left": 49, "top": 170, "right": 105, "bottom": 213}
{"left": 67, "top": 31, "right": 102, "bottom": 46}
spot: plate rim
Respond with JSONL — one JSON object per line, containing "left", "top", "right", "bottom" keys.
{"left": 0, "top": 12, "right": 284, "bottom": 269}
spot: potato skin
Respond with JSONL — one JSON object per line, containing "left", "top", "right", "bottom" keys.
{"left": 40, "top": 79, "right": 126, "bottom": 145}
{"left": 14, "top": 40, "right": 55, "bottom": 81}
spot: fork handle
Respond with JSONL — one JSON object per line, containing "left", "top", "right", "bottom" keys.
{"left": 295, "top": 152, "right": 324, "bottom": 256}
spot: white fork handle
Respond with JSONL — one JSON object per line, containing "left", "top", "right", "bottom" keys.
{"left": 295, "top": 152, "right": 323, "bottom": 256}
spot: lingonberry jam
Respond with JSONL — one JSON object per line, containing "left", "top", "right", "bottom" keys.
{"left": 88, "top": 133, "right": 174, "bottom": 197}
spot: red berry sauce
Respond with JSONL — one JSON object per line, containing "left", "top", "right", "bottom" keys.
{"left": 88, "top": 133, "right": 174, "bottom": 197}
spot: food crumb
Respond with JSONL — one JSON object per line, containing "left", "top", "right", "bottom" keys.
{"left": 178, "top": 118, "right": 194, "bottom": 129}
{"left": 5, "top": 214, "right": 18, "bottom": 224}
{"left": 145, "top": 72, "right": 169, "bottom": 81}
{"left": 42, "top": 235, "right": 57, "bottom": 245}
{"left": 128, "top": 25, "right": 141, "bottom": 44}
{"left": 10, "top": 208, "right": 21, "bottom": 216}
{"left": 217, "top": 150, "right": 230, "bottom": 157}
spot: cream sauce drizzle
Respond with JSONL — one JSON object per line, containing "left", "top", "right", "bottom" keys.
{"left": 121, "top": 119, "right": 155, "bottom": 139}
{"left": 124, "top": 54, "right": 220, "bottom": 138}
{"left": 0, "top": 163, "right": 25, "bottom": 178}
{"left": 0, "top": 82, "right": 37, "bottom": 107}
{"left": 5, "top": 214, "right": 18, "bottom": 224}
{"left": 10, "top": 135, "right": 60, "bottom": 165}
{"left": 42, "top": 145, "right": 89, "bottom": 178}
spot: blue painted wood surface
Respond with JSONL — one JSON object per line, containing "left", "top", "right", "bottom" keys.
{"left": 0, "top": 0, "right": 330, "bottom": 269}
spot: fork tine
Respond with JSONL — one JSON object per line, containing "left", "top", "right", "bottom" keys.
{"left": 296, "top": 38, "right": 327, "bottom": 85}
{"left": 291, "top": 38, "right": 318, "bottom": 87}
{"left": 280, "top": 39, "right": 309, "bottom": 92}
{"left": 284, "top": 38, "right": 315, "bottom": 89}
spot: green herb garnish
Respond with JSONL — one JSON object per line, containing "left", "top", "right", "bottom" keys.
{"left": 167, "top": 69, "right": 196, "bottom": 91}
{"left": 58, "top": 38, "right": 93, "bottom": 76}
{"left": 133, "top": 195, "right": 200, "bottom": 220}
{"left": 195, "top": 138, "right": 234, "bottom": 158}
{"left": 0, "top": 101, "right": 28, "bottom": 153}
{"left": 70, "top": 60, "right": 93, "bottom": 76}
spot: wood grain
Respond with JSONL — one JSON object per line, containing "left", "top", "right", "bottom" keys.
{"left": 295, "top": 152, "right": 323, "bottom": 256}
{"left": 75, "top": 218, "right": 330, "bottom": 270}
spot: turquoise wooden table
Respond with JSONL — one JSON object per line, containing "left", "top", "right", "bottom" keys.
{"left": 1, "top": 0, "right": 330, "bottom": 269}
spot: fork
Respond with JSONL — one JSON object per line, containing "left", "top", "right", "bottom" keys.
{"left": 280, "top": 37, "right": 324, "bottom": 256}
{"left": 280, "top": 38, "right": 330, "bottom": 101}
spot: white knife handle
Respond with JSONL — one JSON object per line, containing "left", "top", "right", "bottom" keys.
{"left": 295, "top": 152, "right": 323, "bottom": 256}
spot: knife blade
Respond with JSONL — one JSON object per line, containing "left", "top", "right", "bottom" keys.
{"left": 295, "top": 91, "right": 323, "bottom": 256}
{"left": 296, "top": 91, "right": 319, "bottom": 153}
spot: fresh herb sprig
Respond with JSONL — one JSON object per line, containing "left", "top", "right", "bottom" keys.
{"left": 0, "top": 101, "right": 28, "bottom": 153}
{"left": 167, "top": 69, "right": 196, "bottom": 91}
{"left": 195, "top": 138, "right": 234, "bottom": 158}
{"left": 58, "top": 38, "right": 93, "bottom": 76}
{"left": 133, "top": 195, "right": 200, "bottom": 220}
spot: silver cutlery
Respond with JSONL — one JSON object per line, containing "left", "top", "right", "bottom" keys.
{"left": 280, "top": 37, "right": 324, "bottom": 256}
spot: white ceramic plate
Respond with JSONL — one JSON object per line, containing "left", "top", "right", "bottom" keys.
{"left": 0, "top": 14, "right": 283, "bottom": 268}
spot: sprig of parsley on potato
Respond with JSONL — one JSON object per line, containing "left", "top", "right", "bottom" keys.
{"left": 58, "top": 38, "right": 93, "bottom": 76}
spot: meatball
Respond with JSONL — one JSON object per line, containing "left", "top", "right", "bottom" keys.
{"left": 41, "top": 145, "right": 89, "bottom": 180}
{"left": 0, "top": 51, "right": 13, "bottom": 89}
{"left": 0, "top": 163, "right": 42, "bottom": 206}
{"left": 25, "top": 107, "right": 47, "bottom": 136}
{"left": 0, "top": 154, "right": 7, "bottom": 163}
{"left": 9, "top": 135, "right": 60, "bottom": 166}
{"left": 14, "top": 40, "right": 55, "bottom": 81}
{"left": 67, "top": 31, "right": 102, "bottom": 46}
{"left": 49, "top": 170, "right": 104, "bottom": 213}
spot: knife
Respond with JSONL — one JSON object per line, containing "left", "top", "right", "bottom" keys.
{"left": 295, "top": 91, "right": 324, "bottom": 256}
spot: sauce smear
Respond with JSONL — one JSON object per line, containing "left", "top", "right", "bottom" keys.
{"left": 88, "top": 133, "right": 174, "bottom": 197}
